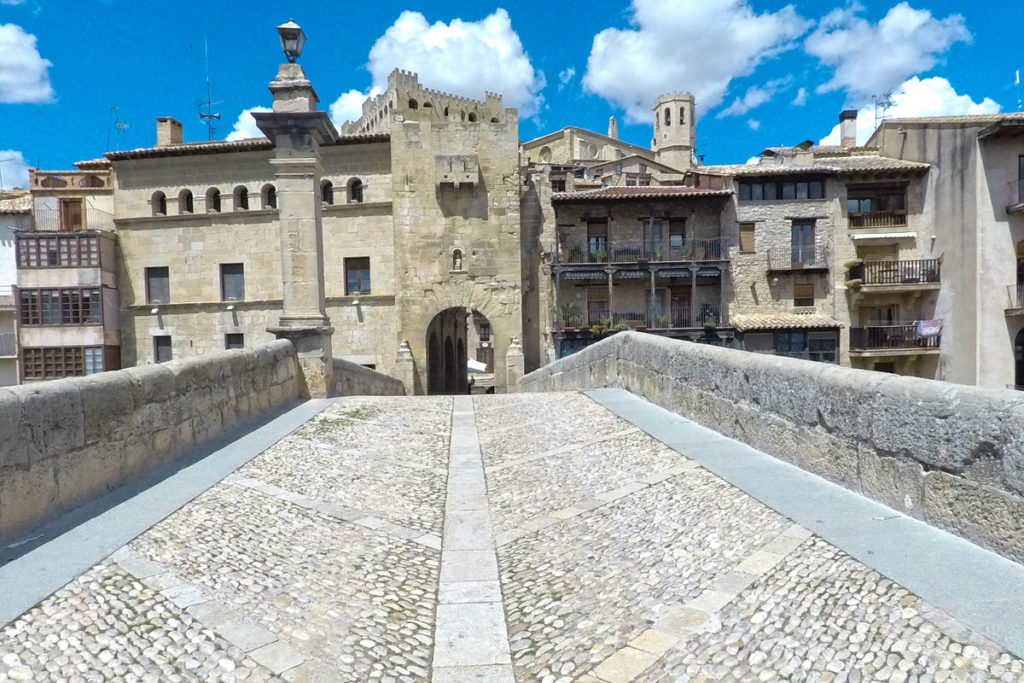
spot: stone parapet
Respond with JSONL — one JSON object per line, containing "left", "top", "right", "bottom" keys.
{"left": 332, "top": 357, "right": 406, "bottom": 397}
{"left": 522, "top": 331, "right": 1024, "bottom": 563}
{"left": 0, "top": 340, "right": 303, "bottom": 544}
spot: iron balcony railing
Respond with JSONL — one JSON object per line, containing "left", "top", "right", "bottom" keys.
{"left": 557, "top": 237, "right": 726, "bottom": 264}
{"left": 847, "top": 210, "right": 908, "bottom": 228}
{"left": 849, "top": 322, "right": 941, "bottom": 350}
{"left": 849, "top": 259, "right": 941, "bottom": 285}
{"left": 1008, "top": 284, "right": 1024, "bottom": 309}
{"left": 556, "top": 303, "right": 723, "bottom": 330}
{"left": 0, "top": 333, "right": 16, "bottom": 357}
{"left": 32, "top": 208, "right": 114, "bottom": 232}
{"left": 767, "top": 244, "right": 829, "bottom": 271}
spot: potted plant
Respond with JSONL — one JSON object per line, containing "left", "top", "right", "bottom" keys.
{"left": 845, "top": 278, "right": 863, "bottom": 291}
{"left": 844, "top": 258, "right": 865, "bottom": 280}
{"left": 656, "top": 314, "right": 667, "bottom": 327}
{"left": 653, "top": 247, "right": 663, "bottom": 260}
{"left": 592, "top": 249, "right": 607, "bottom": 263}
{"left": 559, "top": 302, "right": 582, "bottom": 329}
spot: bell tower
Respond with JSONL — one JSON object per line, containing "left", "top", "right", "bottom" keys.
{"left": 652, "top": 93, "right": 695, "bottom": 171}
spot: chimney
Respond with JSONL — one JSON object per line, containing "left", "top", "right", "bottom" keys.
{"left": 156, "top": 117, "right": 183, "bottom": 147}
{"left": 839, "top": 110, "right": 857, "bottom": 148}
{"left": 608, "top": 116, "right": 618, "bottom": 140}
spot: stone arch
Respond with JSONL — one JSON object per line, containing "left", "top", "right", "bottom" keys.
{"left": 347, "top": 177, "right": 364, "bottom": 203}
{"left": 261, "top": 183, "right": 277, "bottom": 209}
{"left": 539, "top": 146, "right": 552, "bottom": 163}
{"left": 321, "top": 180, "right": 334, "bottom": 206}
{"left": 451, "top": 247, "right": 465, "bottom": 272}
{"left": 408, "top": 98, "right": 418, "bottom": 110}
{"left": 178, "top": 189, "right": 194, "bottom": 214}
{"left": 425, "top": 307, "right": 469, "bottom": 395}
{"left": 151, "top": 190, "right": 167, "bottom": 216}
{"left": 206, "top": 187, "right": 221, "bottom": 213}
{"left": 233, "top": 185, "right": 249, "bottom": 210}
{"left": 468, "top": 112, "right": 477, "bottom": 122}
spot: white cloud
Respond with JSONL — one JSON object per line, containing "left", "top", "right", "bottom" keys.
{"left": 558, "top": 67, "right": 576, "bottom": 86}
{"left": 791, "top": 87, "right": 808, "bottom": 106}
{"left": 329, "top": 87, "right": 383, "bottom": 129}
{"left": 747, "top": 119, "right": 761, "bottom": 130}
{"left": 0, "top": 23, "right": 53, "bottom": 103}
{"left": 582, "top": 0, "right": 810, "bottom": 123}
{"left": 805, "top": 2, "right": 970, "bottom": 101}
{"left": 366, "top": 9, "right": 545, "bottom": 117}
{"left": 225, "top": 106, "right": 271, "bottom": 141}
{"left": 0, "top": 149, "right": 29, "bottom": 189}
{"left": 818, "top": 76, "right": 1000, "bottom": 145}
{"left": 717, "top": 78, "right": 790, "bottom": 117}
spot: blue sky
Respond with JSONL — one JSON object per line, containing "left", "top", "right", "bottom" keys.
{"left": 1, "top": 0, "right": 1022, "bottom": 188}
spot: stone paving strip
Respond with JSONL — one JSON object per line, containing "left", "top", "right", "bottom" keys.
{"left": 432, "top": 395, "right": 514, "bottom": 683}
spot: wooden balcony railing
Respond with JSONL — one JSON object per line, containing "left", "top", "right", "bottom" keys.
{"left": 848, "top": 210, "right": 908, "bottom": 228}
{"left": 850, "top": 259, "right": 941, "bottom": 285}
{"left": 767, "top": 245, "right": 829, "bottom": 271}
{"left": 849, "top": 322, "right": 941, "bottom": 350}
{"left": 555, "top": 303, "right": 723, "bottom": 330}
{"left": 556, "top": 237, "right": 726, "bottom": 264}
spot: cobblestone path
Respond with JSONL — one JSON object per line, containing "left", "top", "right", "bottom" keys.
{"left": 2, "top": 393, "right": 1023, "bottom": 682}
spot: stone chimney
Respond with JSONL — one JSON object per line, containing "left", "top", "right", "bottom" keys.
{"left": 839, "top": 110, "right": 857, "bottom": 148}
{"left": 156, "top": 117, "right": 183, "bottom": 147}
{"left": 608, "top": 116, "right": 618, "bottom": 140}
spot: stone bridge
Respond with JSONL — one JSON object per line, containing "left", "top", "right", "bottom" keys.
{"left": 2, "top": 334, "right": 1024, "bottom": 681}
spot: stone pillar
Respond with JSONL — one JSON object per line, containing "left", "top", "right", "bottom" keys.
{"left": 395, "top": 340, "right": 416, "bottom": 396}
{"left": 505, "top": 337, "right": 525, "bottom": 393}
{"left": 255, "top": 63, "right": 338, "bottom": 398}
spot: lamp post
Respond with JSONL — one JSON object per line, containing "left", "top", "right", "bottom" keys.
{"left": 255, "top": 20, "right": 338, "bottom": 398}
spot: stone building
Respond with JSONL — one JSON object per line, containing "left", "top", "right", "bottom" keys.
{"left": 0, "top": 189, "right": 30, "bottom": 385}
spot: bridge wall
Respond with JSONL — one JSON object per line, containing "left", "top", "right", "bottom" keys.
{"left": 522, "top": 331, "right": 1024, "bottom": 563}
{"left": 333, "top": 358, "right": 406, "bottom": 396}
{"left": 0, "top": 340, "right": 303, "bottom": 543}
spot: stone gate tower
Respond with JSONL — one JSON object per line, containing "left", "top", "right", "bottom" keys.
{"left": 652, "top": 92, "right": 695, "bottom": 172}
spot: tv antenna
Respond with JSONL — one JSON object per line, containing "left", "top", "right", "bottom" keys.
{"left": 873, "top": 90, "right": 893, "bottom": 129}
{"left": 198, "top": 36, "right": 222, "bottom": 140}
{"left": 106, "top": 107, "right": 131, "bottom": 151}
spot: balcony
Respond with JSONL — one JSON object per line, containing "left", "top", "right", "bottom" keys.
{"left": 1009, "top": 179, "right": 1024, "bottom": 214}
{"left": 0, "top": 286, "right": 13, "bottom": 311}
{"left": 0, "top": 333, "right": 15, "bottom": 357}
{"left": 849, "top": 321, "right": 941, "bottom": 353}
{"left": 767, "top": 245, "right": 829, "bottom": 272}
{"left": 32, "top": 208, "right": 114, "bottom": 232}
{"left": 1007, "top": 284, "right": 1024, "bottom": 313}
{"left": 848, "top": 210, "right": 907, "bottom": 228}
{"left": 556, "top": 238, "right": 726, "bottom": 265}
{"left": 555, "top": 303, "right": 722, "bottom": 331}
{"left": 848, "top": 259, "right": 941, "bottom": 289}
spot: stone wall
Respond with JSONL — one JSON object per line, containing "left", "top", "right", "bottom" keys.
{"left": 0, "top": 340, "right": 303, "bottom": 543}
{"left": 522, "top": 331, "right": 1024, "bottom": 563}
{"left": 332, "top": 357, "right": 406, "bottom": 397}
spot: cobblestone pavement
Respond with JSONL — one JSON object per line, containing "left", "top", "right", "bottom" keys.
{"left": 3, "top": 392, "right": 1024, "bottom": 681}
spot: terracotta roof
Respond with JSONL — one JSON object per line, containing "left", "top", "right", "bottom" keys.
{"left": 700, "top": 154, "right": 927, "bottom": 177}
{"left": 551, "top": 186, "right": 732, "bottom": 202}
{"left": 880, "top": 112, "right": 1024, "bottom": 125}
{"left": 105, "top": 132, "right": 389, "bottom": 161}
{"left": 74, "top": 158, "right": 111, "bottom": 169}
{"left": 0, "top": 188, "right": 31, "bottom": 214}
{"left": 731, "top": 312, "right": 841, "bottom": 332}
{"left": 827, "top": 155, "right": 929, "bottom": 174}
{"left": 700, "top": 163, "right": 831, "bottom": 177}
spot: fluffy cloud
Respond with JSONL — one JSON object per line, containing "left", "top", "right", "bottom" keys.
{"left": 0, "top": 149, "right": 29, "bottom": 189}
{"left": 747, "top": 119, "right": 761, "bottom": 130}
{"left": 365, "top": 9, "right": 545, "bottom": 117}
{"left": 791, "top": 87, "right": 808, "bottom": 106}
{"left": 805, "top": 2, "right": 970, "bottom": 101}
{"left": 225, "top": 107, "right": 271, "bottom": 141}
{"left": 818, "top": 76, "right": 1000, "bottom": 145}
{"left": 558, "top": 67, "right": 576, "bottom": 92}
{"left": 717, "top": 78, "right": 791, "bottom": 117}
{"left": 0, "top": 23, "right": 53, "bottom": 103}
{"left": 328, "top": 87, "right": 383, "bottom": 128}
{"left": 583, "top": 0, "right": 810, "bottom": 123}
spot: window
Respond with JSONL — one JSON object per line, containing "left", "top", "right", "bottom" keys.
{"left": 84, "top": 347, "right": 103, "bottom": 374}
{"left": 22, "top": 347, "right": 102, "bottom": 379}
{"left": 679, "top": 107, "right": 685, "bottom": 124}
{"left": 17, "top": 235, "right": 99, "bottom": 268}
{"left": 587, "top": 219, "right": 608, "bottom": 259}
{"left": 40, "top": 290, "right": 60, "bottom": 325}
{"left": 808, "top": 333, "right": 837, "bottom": 363}
{"left": 642, "top": 218, "right": 663, "bottom": 256}
{"left": 321, "top": 180, "right": 334, "bottom": 206}
{"left": 551, "top": 178, "right": 566, "bottom": 193}
{"left": 738, "top": 179, "right": 824, "bottom": 202}
{"left": 262, "top": 184, "right": 277, "bottom": 209}
{"left": 615, "top": 163, "right": 622, "bottom": 175}
{"left": 739, "top": 222, "right": 756, "bottom": 253}
{"left": 152, "top": 191, "right": 167, "bottom": 216}
{"left": 468, "top": 112, "right": 477, "bottom": 122}
{"left": 146, "top": 266, "right": 170, "bottom": 304}
{"left": 220, "top": 263, "right": 245, "bottom": 301}
{"left": 154, "top": 336, "right": 172, "bottom": 363}
{"left": 233, "top": 186, "right": 249, "bottom": 210}
{"left": 178, "top": 189, "right": 194, "bottom": 214}
{"left": 19, "top": 290, "right": 39, "bottom": 325}
{"left": 344, "top": 257, "right": 371, "bottom": 295}
{"left": 638, "top": 163, "right": 647, "bottom": 174}
{"left": 408, "top": 98, "right": 418, "bottom": 110}
{"left": 774, "top": 331, "right": 806, "bottom": 358}
{"left": 794, "top": 283, "right": 815, "bottom": 307}
{"left": 479, "top": 323, "right": 491, "bottom": 342}
{"left": 59, "top": 288, "right": 100, "bottom": 324}
{"left": 791, "top": 222, "right": 816, "bottom": 266}
{"left": 60, "top": 199, "right": 83, "bottom": 231}
{"left": 348, "top": 178, "right": 364, "bottom": 204}
{"left": 664, "top": 108, "right": 671, "bottom": 126}
{"left": 668, "top": 219, "right": 687, "bottom": 258}
{"left": 225, "top": 333, "right": 245, "bottom": 350}
{"left": 846, "top": 185, "right": 907, "bottom": 226}
{"left": 206, "top": 188, "right": 221, "bottom": 213}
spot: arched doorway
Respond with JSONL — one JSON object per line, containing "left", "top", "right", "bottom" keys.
{"left": 426, "top": 308, "right": 469, "bottom": 394}
{"left": 1015, "top": 328, "right": 1024, "bottom": 390}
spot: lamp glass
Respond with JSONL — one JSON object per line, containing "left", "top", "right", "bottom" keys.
{"left": 276, "top": 20, "right": 306, "bottom": 63}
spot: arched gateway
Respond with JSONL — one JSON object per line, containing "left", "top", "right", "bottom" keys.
{"left": 426, "top": 308, "right": 469, "bottom": 394}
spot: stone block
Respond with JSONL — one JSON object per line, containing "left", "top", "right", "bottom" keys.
{"left": 17, "top": 378, "right": 85, "bottom": 464}
{"left": 858, "top": 446, "right": 925, "bottom": 514}
{"left": 0, "top": 459, "right": 57, "bottom": 539}
{"left": 77, "top": 371, "right": 136, "bottom": 444}
{"left": 54, "top": 443, "right": 124, "bottom": 514}
{"left": 923, "top": 471, "right": 1024, "bottom": 563}
{"left": 0, "top": 388, "right": 27, "bottom": 470}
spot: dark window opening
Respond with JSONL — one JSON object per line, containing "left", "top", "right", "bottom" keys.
{"left": 345, "top": 257, "right": 371, "bottom": 295}
{"left": 220, "top": 263, "right": 245, "bottom": 301}
{"left": 146, "top": 266, "right": 170, "bottom": 304}
{"left": 225, "top": 333, "right": 245, "bottom": 350}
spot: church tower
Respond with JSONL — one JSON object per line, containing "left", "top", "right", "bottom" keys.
{"left": 652, "top": 93, "right": 695, "bottom": 171}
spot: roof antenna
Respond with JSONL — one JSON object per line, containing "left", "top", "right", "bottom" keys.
{"left": 198, "top": 36, "right": 222, "bottom": 141}
{"left": 107, "top": 107, "right": 130, "bottom": 151}
{"left": 873, "top": 90, "right": 893, "bottom": 129}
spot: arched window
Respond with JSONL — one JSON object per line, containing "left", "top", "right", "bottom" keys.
{"left": 452, "top": 248, "right": 464, "bottom": 272}
{"left": 321, "top": 180, "right": 334, "bottom": 206}
{"left": 233, "top": 186, "right": 249, "bottom": 211}
{"left": 444, "top": 107, "right": 450, "bottom": 118}
{"left": 664, "top": 108, "right": 671, "bottom": 126}
{"left": 152, "top": 191, "right": 167, "bottom": 216}
{"left": 490, "top": 117, "right": 499, "bottom": 123}
{"left": 468, "top": 112, "right": 477, "bottom": 122}
{"left": 178, "top": 189, "right": 193, "bottom": 214}
{"left": 261, "top": 184, "right": 277, "bottom": 209}
{"left": 348, "top": 178, "right": 364, "bottom": 204}
{"left": 206, "top": 188, "right": 221, "bottom": 213}
{"left": 408, "top": 98, "right": 418, "bottom": 110}
{"left": 423, "top": 101, "right": 433, "bottom": 109}
{"left": 679, "top": 107, "right": 686, "bottom": 124}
